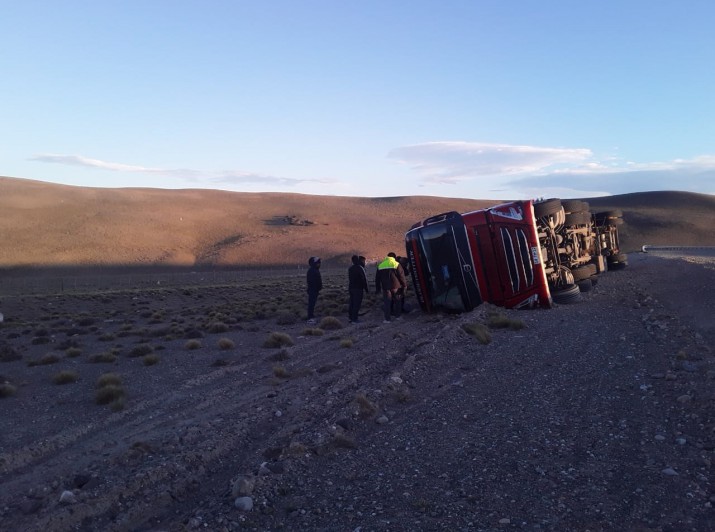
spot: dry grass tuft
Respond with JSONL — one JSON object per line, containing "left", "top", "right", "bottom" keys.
{"left": 207, "top": 321, "right": 230, "bottom": 334}
{"left": 28, "top": 353, "right": 61, "bottom": 366}
{"left": 52, "top": 370, "right": 79, "bottom": 384}
{"left": 276, "top": 311, "right": 298, "bottom": 325}
{"left": 129, "top": 344, "right": 153, "bottom": 357}
{"left": 302, "top": 328, "right": 324, "bottom": 336}
{"left": 96, "top": 372, "right": 122, "bottom": 388}
{"left": 65, "top": 347, "right": 82, "bottom": 358}
{"left": 462, "top": 322, "right": 492, "bottom": 344}
{"left": 217, "top": 337, "right": 235, "bottom": 350}
{"left": 263, "top": 332, "right": 294, "bottom": 348}
{"left": 273, "top": 364, "right": 290, "bottom": 379}
{"left": 143, "top": 354, "right": 160, "bottom": 366}
{"left": 95, "top": 372, "right": 126, "bottom": 409}
{"left": 318, "top": 316, "right": 343, "bottom": 330}
{"left": 185, "top": 339, "right": 202, "bottom": 350}
{"left": 89, "top": 351, "right": 118, "bottom": 363}
{"left": 355, "top": 393, "right": 378, "bottom": 419}
{"left": 267, "top": 349, "right": 290, "bottom": 362}
{"left": 487, "top": 312, "right": 525, "bottom": 330}
{"left": 95, "top": 384, "right": 125, "bottom": 405}
{"left": 340, "top": 338, "right": 354, "bottom": 348}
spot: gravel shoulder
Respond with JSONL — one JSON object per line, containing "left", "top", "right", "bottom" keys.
{"left": 1, "top": 253, "right": 715, "bottom": 531}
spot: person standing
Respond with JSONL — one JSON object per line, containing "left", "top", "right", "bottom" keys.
{"left": 306, "top": 256, "right": 322, "bottom": 323}
{"left": 374, "top": 252, "right": 407, "bottom": 323}
{"left": 348, "top": 255, "right": 369, "bottom": 323}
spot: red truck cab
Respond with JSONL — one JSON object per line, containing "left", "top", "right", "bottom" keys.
{"left": 405, "top": 200, "right": 553, "bottom": 313}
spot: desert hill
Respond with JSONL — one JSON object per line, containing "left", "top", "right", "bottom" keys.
{"left": 1, "top": 176, "right": 713, "bottom": 272}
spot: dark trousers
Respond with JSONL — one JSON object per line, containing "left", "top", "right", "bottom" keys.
{"left": 307, "top": 290, "right": 319, "bottom": 319}
{"left": 382, "top": 289, "right": 400, "bottom": 321}
{"left": 348, "top": 288, "right": 364, "bottom": 322}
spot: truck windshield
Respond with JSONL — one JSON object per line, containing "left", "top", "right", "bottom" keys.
{"left": 416, "top": 222, "right": 468, "bottom": 312}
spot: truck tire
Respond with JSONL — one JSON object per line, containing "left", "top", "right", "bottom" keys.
{"left": 564, "top": 211, "right": 592, "bottom": 225}
{"left": 607, "top": 217, "right": 624, "bottom": 226}
{"left": 576, "top": 278, "right": 592, "bottom": 292}
{"left": 552, "top": 283, "right": 581, "bottom": 304}
{"left": 595, "top": 210, "right": 623, "bottom": 223}
{"left": 609, "top": 253, "right": 628, "bottom": 263}
{"left": 534, "top": 198, "right": 562, "bottom": 218}
{"left": 561, "top": 200, "right": 587, "bottom": 213}
{"left": 571, "top": 264, "right": 597, "bottom": 280}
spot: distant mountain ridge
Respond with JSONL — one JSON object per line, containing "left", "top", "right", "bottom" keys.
{"left": 1, "top": 176, "right": 713, "bottom": 272}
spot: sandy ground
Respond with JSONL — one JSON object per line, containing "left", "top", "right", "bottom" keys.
{"left": 1, "top": 253, "right": 715, "bottom": 531}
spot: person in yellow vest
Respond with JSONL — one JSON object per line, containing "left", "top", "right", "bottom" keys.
{"left": 374, "top": 252, "right": 407, "bottom": 323}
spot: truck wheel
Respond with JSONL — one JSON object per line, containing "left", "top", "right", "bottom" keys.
{"left": 576, "top": 279, "right": 592, "bottom": 292}
{"left": 607, "top": 217, "right": 624, "bottom": 226}
{"left": 590, "top": 274, "right": 599, "bottom": 286}
{"left": 609, "top": 253, "right": 628, "bottom": 263}
{"left": 564, "top": 211, "right": 592, "bottom": 225}
{"left": 552, "top": 284, "right": 581, "bottom": 304}
{"left": 534, "top": 198, "right": 562, "bottom": 218}
{"left": 562, "top": 200, "right": 587, "bottom": 213}
{"left": 572, "top": 264, "right": 597, "bottom": 280}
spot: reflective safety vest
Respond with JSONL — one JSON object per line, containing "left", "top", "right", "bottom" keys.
{"left": 378, "top": 256, "right": 399, "bottom": 270}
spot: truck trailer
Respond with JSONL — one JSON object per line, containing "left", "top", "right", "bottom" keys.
{"left": 404, "top": 198, "right": 625, "bottom": 313}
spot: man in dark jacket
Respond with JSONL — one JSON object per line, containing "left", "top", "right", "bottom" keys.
{"left": 348, "top": 255, "right": 369, "bottom": 323}
{"left": 374, "top": 252, "right": 407, "bottom": 323}
{"left": 306, "top": 256, "right": 322, "bottom": 323}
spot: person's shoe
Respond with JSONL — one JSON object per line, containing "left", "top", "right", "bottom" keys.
{"left": 307, "top": 318, "right": 316, "bottom": 324}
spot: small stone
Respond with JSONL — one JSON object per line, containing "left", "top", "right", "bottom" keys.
{"left": 655, "top": 434, "right": 666, "bottom": 441}
{"left": 677, "top": 395, "right": 692, "bottom": 404}
{"left": 376, "top": 415, "right": 389, "bottom": 425}
{"left": 231, "top": 476, "right": 255, "bottom": 497}
{"left": 676, "top": 437, "right": 687, "bottom": 445}
{"left": 662, "top": 467, "right": 678, "bottom": 476}
{"left": 499, "top": 518, "right": 511, "bottom": 524}
{"left": 234, "top": 496, "right": 253, "bottom": 511}
{"left": 59, "top": 490, "right": 77, "bottom": 504}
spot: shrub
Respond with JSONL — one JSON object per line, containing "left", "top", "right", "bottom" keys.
{"left": 0, "top": 382, "right": 17, "bottom": 398}
{"left": 143, "top": 354, "right": 160, "bottom": 366}
{"left": 217, "top": 338, "right": 235, "bottom": 350}
{"left": 263, "top": 332, "right": 294, "bottom": 348}
{"left": 129, "top": 344, "right": 153, "bottom": 357}
{"left": 318, "top": 317, "right": 343, "bottom": 330}
{"left": 185, "top": 339, "right": 202, "bottom": 350}
{"left": 462, "top": 323, "right": 492, "bottom": 345}
{"left": 98, "top": 333, "right": 116, "bottom": 342}
{"left": 52, "top": 370, "right": 79, "bottom": 384}
{"left": 89, "top": 352, "right": 117, "bottom": 363}
{"left": 301, "top": 328, "right": 324, "bottom": 337}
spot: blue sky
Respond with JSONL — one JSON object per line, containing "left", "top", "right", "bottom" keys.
{"left": 2, "top": 0, "right": 714, "bottom": 199}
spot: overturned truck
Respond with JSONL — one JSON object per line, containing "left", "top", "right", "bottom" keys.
{"left": 404, "top": 198, "right": 626, "bottom": 313}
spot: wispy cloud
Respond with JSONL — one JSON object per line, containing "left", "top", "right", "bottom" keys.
{"left": 388, "top": 141, "right": 715, "bottom": 196}
{"left": 30, "top": 153, "right": 335, "bottom": 187}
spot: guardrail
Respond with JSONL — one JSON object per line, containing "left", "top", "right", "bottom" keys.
{"left": 641, "top": 245, "right": 715, "bottom": 256}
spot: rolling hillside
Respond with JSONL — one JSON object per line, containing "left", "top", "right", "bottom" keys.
{"left": 1, "top": 176, "right": 713, "bottom": 272}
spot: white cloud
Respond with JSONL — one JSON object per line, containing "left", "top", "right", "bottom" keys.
{"left": 388, "top": 141, "right": 715, "bottom": 197}
{"left": 388, "top": 141, "right": 593, "bottom": 183}
{"left": 30, "top": 153, "right": 335, "bottom": 188}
